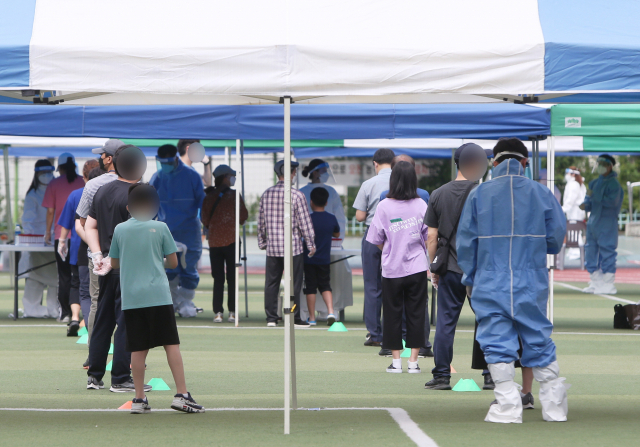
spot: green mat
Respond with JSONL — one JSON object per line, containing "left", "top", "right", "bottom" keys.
{"left": 328, "top": 322, "right": 347, "bottom": 332}
{"left": 77, "top": 326, "right": 88, "bottom": 336}
{"left": 452, "top": 378, "right": 482, "bottom": 392}
{"left": 76, "top": 334, "right": 88, "bottom": 345}
{"left": 108, "top": 343, "right": 113, "bottom": 355}
{"left": 106, "top": 360, "right": 112, "bottom": 372}
{"left": 147, "top": 377, "right": 171, "bottom": 391}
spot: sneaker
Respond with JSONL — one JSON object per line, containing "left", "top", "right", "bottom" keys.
{"left": 483, "top": 373, "right": 496, "bottom": 390}
{"left": 307, "top": 319, "right": 317, "bottom": 326}
{"left": 87, "top": 376, "right": 104, "bottom": 390}
{"left": 213, "top": 312, "right": 223, "bottom": 323}
{"left": 364, "top": 339, "right": 381, "bottom": 347}
{"left": 386, "top": 363, "right": 403, "bottom": 373}
{"left": 67, "top": 320, "right": 80, "bottom": 337}
{"left": 327, "top": 314, "right": 336, "bottom": 326}
{"left": 228, "top": 312, "right": 235, "bottom": 323}
{"left": 110, "top": 379, "right": 152, "bottom": 393}
{"left": 378, "top": 348, "right": 393, "bottom": 357}
{"left": 130, "top": 397, "right": 151, "bottom": 414}
{"left": 57, "top": 315, "right": 70, "bottom": 324}
{"left": 365, "top": 332, "right": 371, "bottom": 341}
{"left": 83, "top": 357, "right": 90, "bottom": 370}
{"left": 408, "top": 363, "right": 421, "bottom": 374}
{"left": 424, "top": 377, "right": 452, "bottom": 390}
{"left": 196, "top": 307, "right": 204, "bottom": 314}
{"left": 267, "top": 321, "right": 277, "bottom": 327}
{"left": 418, "top": 347, "right": 434, "bottom": 358}
{"left": 171, "top": 392, "right": 205, "bottom": 413}
{"left": 522, "top": 392, "right": 535, "bottom": 409}
{"left": 294, "top": 319, "right": 310, "bottom": 328}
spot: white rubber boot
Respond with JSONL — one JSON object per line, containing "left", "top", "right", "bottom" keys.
{"left": 594, "top": 272, "right": 617, "bottom": 295}
{"left": 177, "top": 288, "right": 198, "bottom": 318}
{"left": 582, "top": 270, "right": 602, "bottom": 293}
{"left": 485, "top": 362, "right": 522, "bottom": 423}
{"left": 169, "top": 277, "right": 181, "bottom": 312}
{"left": 533, "top": 361, "right": 569, "bottom": 422}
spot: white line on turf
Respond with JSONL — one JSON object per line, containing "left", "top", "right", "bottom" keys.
{"left": 555, "top": 281, "right": 636, "bottom": 304}
{"left": 0, "top": 407, "right": 436, "bottom": 446}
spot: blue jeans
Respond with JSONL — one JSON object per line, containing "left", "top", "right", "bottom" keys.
{"left": 432, "top": 270, "right": 486, "bottom": 378}
{"left": 362, "top": 227, "right": 383, "bottom": 342}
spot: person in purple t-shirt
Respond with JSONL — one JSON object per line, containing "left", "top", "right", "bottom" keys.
{"left": 366, "top": 161, "right": 429, "bottom": 374}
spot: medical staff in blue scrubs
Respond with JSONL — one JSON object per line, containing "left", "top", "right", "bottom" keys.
{"left": 150, "top": 144, "right": 205, "bottom": 317}
{"left": 457, "top": 138, "right": 568, "bottom": 424}
{"left": 580, "top": 154, "right": 624, "bottom": 295}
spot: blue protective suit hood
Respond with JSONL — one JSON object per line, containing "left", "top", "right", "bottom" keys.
{"left": 456, "top": 158, "right": 566, "bottom": 367}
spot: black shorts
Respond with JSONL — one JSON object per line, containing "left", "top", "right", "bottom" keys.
{"left": 303, "top": 263, "right": 331, "bottom": 295}
{"left": 123, "top": 304, "right": 180, "bottom": 352}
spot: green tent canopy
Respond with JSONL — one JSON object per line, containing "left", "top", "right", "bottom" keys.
{"left": 551, "top": 105, "right": 640, "bottom": 152}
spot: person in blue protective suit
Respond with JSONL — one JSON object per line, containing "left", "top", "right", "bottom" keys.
{"left": 150, "top": 144, "right": 206, "bottom": 318}
{"left": 580, "top": 154, "right": 624, "bottom": 295}
{"left": 457, "top": 138, "right": 568, "bottom": 424}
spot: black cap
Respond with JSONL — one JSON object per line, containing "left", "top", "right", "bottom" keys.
{"left": 493, "top": 138, "right": 528, "bottom": 161}
{"left": 274, "top": 160, "right": 299, "bottom": 177}
{"left": 598, "top": 154, "right": 616, "bottom": 166}
{"left": 454, "top": 143, "right": 484, "bottom": 164}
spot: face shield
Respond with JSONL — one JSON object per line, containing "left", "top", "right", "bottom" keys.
{"left": 593, "top": 157, "right": 612, "bottom": 174}
{"left": 35, "top": 165, "right": 55, "bottom": 185}
{"left": 156, "top": 156, "right": 177, "bottom": 174}
{"left": 309, "top": 162, "right": 336, "bottom": 185}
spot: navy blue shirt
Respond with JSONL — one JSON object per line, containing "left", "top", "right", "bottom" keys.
{"left": 304, "top": 211, "right": 340, "bottom": 265}
{"left": 380, "top": 188, "right": 430, "bottom": 205}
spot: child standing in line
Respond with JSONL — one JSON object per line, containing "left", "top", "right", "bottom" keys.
{"left": 304, "top": 187, "right": 340, "bottom": 326}
{"left": 109, "top": 184, "right": 204, "bottom": 414}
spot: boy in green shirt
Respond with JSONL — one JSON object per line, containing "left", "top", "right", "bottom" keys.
{"left": 109, "top": 184, "right": 204, "bottom": 414}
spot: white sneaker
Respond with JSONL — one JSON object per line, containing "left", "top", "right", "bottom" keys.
{"left": 386, "top": 363, "right": 402, "bottom": 373}
{"left": 213, "top": 312, "right": 223, "bottom": 323}
{"left": 130, "top": 397, "right": 151, "bottom": 414}
{"left": 408, "top": 363, "right": 421, "bottom": 374}
{"left": 594, "top": 272, "right": 617, "bottom": 294}
{"left": 228, "top": 312, "right": 235, "bottom": 323}
{"left": 267, "top": 322, "right": 277, "bottom": 327}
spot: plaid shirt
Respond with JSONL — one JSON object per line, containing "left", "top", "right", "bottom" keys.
{"left": 258, "top": 181, "right": 316, "bottom": 257}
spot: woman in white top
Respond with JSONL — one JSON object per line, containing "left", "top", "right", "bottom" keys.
{"left": 300, "top": 159, "right": 346, "bottom": 240}
{"left": 20, "top": 160, "right": 59, "bottom": 318}
{"left": 562, "top": 167, "right": 587, "bottom": 221}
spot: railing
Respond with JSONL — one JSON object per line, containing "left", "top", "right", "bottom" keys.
{"left": 242, "top": 217, "right": 366, "bottom": 236}
{"left": 618, "top": 211, "right": 640, "bottom": 231}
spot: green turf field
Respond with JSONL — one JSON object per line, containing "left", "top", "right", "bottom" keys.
{"left": 0, "top": 272, "right": 638, "bottom": 447}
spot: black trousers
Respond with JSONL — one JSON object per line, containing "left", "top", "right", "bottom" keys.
{"left": 382, "top": 271, "right": 428, "bottom": 351}
{"left": 87, "top": 272, "right": 131, "bottom": 385}
{"left": 264, "top": 254, "right": 303, "bottom": 322}
{"left": 69, "top": 264, "right": 80, "bottom": 306}
{"left": 54, "top": 239, "right": 72, "bottom": 318}
{"left": 210, "top": 243, "right": 236, "bottom": 314}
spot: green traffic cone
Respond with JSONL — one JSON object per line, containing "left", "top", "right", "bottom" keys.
{"left": 452, "top": 378, "right": 482, "bottom": 392}
{"left": 106, "top": 360, "right": 112, "bottom": 371}
{"left": 78, "top": 326, "right": 88, "bottom": 336}
{"left": 328, "top": 322, "right": 347, "bottom": 332}
{"left": 108, "top": 343, "right": 114, "bottom": 355}
{"left": 76, "top": 334, "right": 88, "bottom": 345}
{"left": 146, "top": 378, "right": 171, "bottom": 391}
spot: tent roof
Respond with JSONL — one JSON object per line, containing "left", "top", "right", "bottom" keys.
{"left": 2, "top": 1, "right": 640, "bottom": 101}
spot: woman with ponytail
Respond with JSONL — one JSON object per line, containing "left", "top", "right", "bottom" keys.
{"left": 42, "top": 153, "right": 85, "bottom": 324}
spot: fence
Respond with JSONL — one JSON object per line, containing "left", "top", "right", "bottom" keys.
{"left": 242, "top": 217, "right": 366, "bottom": 236}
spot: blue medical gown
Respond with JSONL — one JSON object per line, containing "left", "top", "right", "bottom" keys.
{"left": 582, "top": 172, "right": 623, "bottom": 274}
{"left": 150, "top": 160, "right": 205, "bottom": 289}
{"left": 456, "top": 159, "right": 566, "bottom": 367}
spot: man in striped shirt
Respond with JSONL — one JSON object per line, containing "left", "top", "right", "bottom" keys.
{"left": 258, "top": 160, "right": 316, "bottom": 327}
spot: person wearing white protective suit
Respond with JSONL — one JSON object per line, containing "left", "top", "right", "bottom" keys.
{"left": 457, "top": 138, "right": 569, "bottom": 424}
{"left": 300, "top": 159, "right": 346, "bottom": 239}
{"left": 19, "top": 160, "right": 59, "bottom": 318}
{"left": 562, "top": 167, "right": 587, "bottom": 261}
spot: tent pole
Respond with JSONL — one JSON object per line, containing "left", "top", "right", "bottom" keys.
{"left": 13, "top": 156, "right": 18, "bottom": 223}
{"left": 224, "top": 146, "right": 230, "bottom": 166}
{"left": 240, "top": 140, "right": 249, "bottom": 318}
{"left": 235, "top": 140, "right": 241, "bottom": 327}
{"left": 547, "top": 136, "right": 555, "bottom": 325}
{"left": 283, "top": 96, "right": 292, "bottom": 435}
{"left": 2, "top": 146, "right": 14, "bottom": 240}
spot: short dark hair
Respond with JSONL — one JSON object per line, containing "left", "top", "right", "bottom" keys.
{"left": 386, "top": 161, "right": 419, "bottom": 201}
{"left": 88, "top": 167, "right": 105, "bottom": 181}
{"left": 310, "top": 187, "right": 329, "bottom": 207}
{"left": 493, "top": 138, "right": 528, "bottom": 162}
{"left": 82, "top": 159, "right": 99, "bottom": 178}
{"left": 373, "top": 148, "right": 395, "bottom": 165}
{"left": 177, "top": 139, "right": 200, "bottom": 156}
{"left": 158, "top": 144, "right": 178, "bottom": 158}
{"left": 128, "top": 183, "right": 159, "bottom": 208}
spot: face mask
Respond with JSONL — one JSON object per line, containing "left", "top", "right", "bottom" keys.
{"left": 597, "top": 165, "right": 608, "bottom": 175}
{"left": 161, "top": 164, "right": 175, "bottom": 174}
{"left": 39, "top": 173, "right": 54, "bottom": 185}
{"left": 319, "top": 172, "right": 330, "bottom": 183}
{"left": 230, "top": 176, "right": 236, "bottom": 186}
{"left": 564, "top": 174, "right": 574, "bottom": 183}
{"left": 98, "top": 157, "right": 107, "bottom": 171}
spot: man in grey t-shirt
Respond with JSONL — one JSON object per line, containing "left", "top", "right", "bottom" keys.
{"left": 424, "top": 143, "right": 490, "bottom": 390}
{"left": 352, "top": 148, "right": 394, "bottom": 351}
{"left": 75, "top": 139, "right": 122, "bottom": 356}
